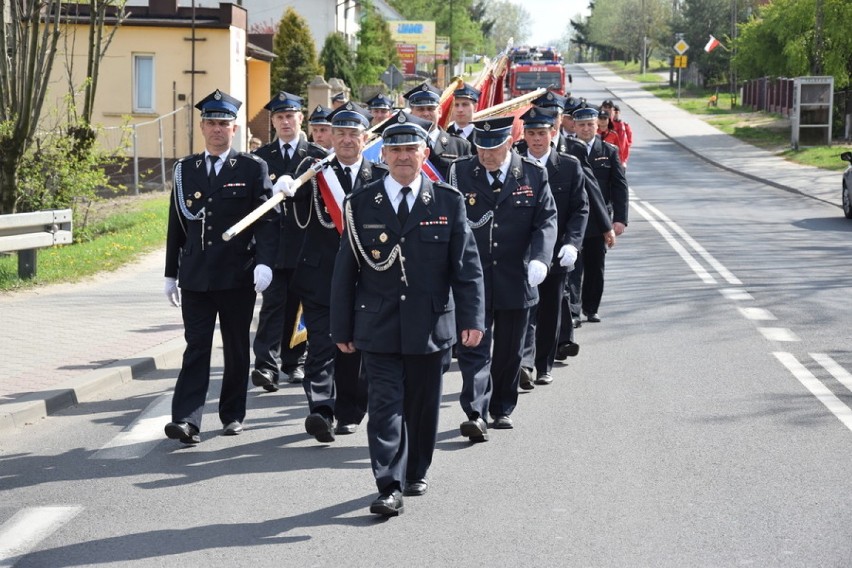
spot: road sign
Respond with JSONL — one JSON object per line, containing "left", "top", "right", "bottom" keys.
{"left": 674, "top": 55, "right": 688, "bottom": 68}
{"left": 674, "top": 40, "right": 689, "bottom": 55}
{"left": 380, "top": 64, "right": 405, "bottom": 90}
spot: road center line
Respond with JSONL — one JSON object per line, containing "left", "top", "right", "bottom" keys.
{"left": 811, "top": 353, "right": 852, "bottom": 394}
{"left": 774, "top": 352, "right": 852, "bottom": 433}
{"left": 631, "top": 201, "right": 716, "bottom": 284}
{"left": 640, "top": 201, "right": 742, "bottom": 285}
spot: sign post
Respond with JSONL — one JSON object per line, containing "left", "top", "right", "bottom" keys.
{"left": 673, "top": 39, "right": 689, "bottom": 103}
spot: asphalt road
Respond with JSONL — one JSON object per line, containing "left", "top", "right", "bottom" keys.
{"left": 2, "top": 72, "right": 852, "bottom": 566}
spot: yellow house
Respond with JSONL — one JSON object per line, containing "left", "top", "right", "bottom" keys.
{"left": 51, "top": 0, "right": 273, "bottom": 160}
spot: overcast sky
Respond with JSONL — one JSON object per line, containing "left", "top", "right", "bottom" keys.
{"left": 513, "top": 0, "right": 591, "bottom": 46}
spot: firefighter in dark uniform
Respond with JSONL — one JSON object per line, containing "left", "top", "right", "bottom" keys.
{"left": 403, "top": 82, "right": 472, "bottom": 181}
{"left": 365, "top": 93, "right": 394, "bottom": 127}
{"left": 330, "top": 116, "right": 485, "bottom": 517}
{"left": 278, "top": 103, "right": 385, "bottom": 443}
{"left": 163, "top": 89, "right": 279, "bottom": 444}
{"left": 446, "top": 83, "right": 480, "bottom": 141}
{"left": 307, "top": 104, "right": 334, "bottom": 152}
{"left": 449, "top": 116, "right": 557, "bottom": 439}
{"left": 513, "top": 107, "right": 589, "bottom": 387}
{"left": 568, "top": 104, "right": 628, "bottom": 323}
{"left": 250, "top": 92, "right": 310, "bottom": 392}
{"left": 531, "top": 91, "right": 571, "bottom": 153}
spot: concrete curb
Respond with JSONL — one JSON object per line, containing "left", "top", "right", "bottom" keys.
{"left": 0, "top": 336, "right": 186, "bottom": 436}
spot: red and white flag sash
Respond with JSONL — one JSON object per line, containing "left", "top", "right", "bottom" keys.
{"left": 315, "top": 169, "right": 346, "bottom": 234}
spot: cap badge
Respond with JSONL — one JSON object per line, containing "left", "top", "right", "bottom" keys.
{"left": 483, "top": 122, "right": 491, "bottom": 131}
{"left": 399, "top": 113, "right": 407, "bottom": 123}
{"left": 315, "top": 105, "right": 322, "bottom": 112}
{"left": 213, "top": 90, "right": 222, "bottom": 100}
{"left": 547, "top": 93, "right": 554, "bottom": 100}
{"left": 421, "top": 85, "right": 428, "bottom": 91}
{"left": 530, "top": 109, "right": 537, "bottom": 117}
{"left": 345, "top": 102, "right": 354, "bottom": 110}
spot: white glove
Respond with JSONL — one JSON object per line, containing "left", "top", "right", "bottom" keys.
{"left": 164, "top": 277, "right": 181, "bottom": 307}
{"left": 557, "top": 244, "right": 578, "bottom": 269}
{"left": 253, "top": 264, "right": 273, "bottom": 293}
{"left": 527, "top": 259, "right": 548, "bottom": 287}
{"left": 272, "top": 175, "right": 296, "bottom": 198}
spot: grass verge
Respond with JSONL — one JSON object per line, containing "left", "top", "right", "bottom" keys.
{"left": 600, "top": 61, "right": 852, "bottom": 171}
{"left": 0, "top": 193, "right": 169, "bottom": 292}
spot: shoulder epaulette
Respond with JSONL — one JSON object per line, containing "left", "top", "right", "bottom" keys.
{"left": 432, "top": 180, "right": 461, "bottom": 195}
{"left": 520, "top": 155, "right": 545, "bottom": 169}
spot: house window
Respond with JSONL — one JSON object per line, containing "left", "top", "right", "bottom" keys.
{"left": 133, "top": 54, "right": 155, "bottom": 112}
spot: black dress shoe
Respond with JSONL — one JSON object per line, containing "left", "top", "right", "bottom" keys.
{"left": 586, "top": 312, "right": 601, "bottom": 323}
{"left": 283, "top": 364, "right": 304, "bottom": 384}
{"left": 492, "top": 415, "right": 513, "bottom": 429}
{"left": 459, "top": 416, "right": 488, "bottom": 442}
{"left": 370, "top": 490, "right": 404, "bottom": 517}
{"left": 164, "top": 422, "right": 200, "bottom": 444}
{"left": 572, "top": 317, "right": 582, "bottom": 329}
{"left": 556, "top": 341, "right": 580, "bottom": 361}
{"left": 334, "top": 422, "right": 358, "bottom": 435}
{"left": 222, "top": 421, "right": 243, "bottom": 435}
{"left": 251, "top": 368, "right": 279, "bottom": 392}
{"left": 535, "top": 372, "right": 554, "bottom": 385}
{"left": 305, "top": 412, "right": 335, "bottom": 443}
{"left": 519, "top": 366, "right": 535, "bottom": 390}
{"left": 403, "top": 479, "right": 428, "bottom": 496}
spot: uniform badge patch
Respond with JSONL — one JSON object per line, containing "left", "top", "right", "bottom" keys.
{"left": 379, "top": 232, "right": 388, "bottom": 243}
{"left": 371, "top": 249, "right": 381, "bottom": 259}
{"left": 194, "top": 192, "right": 202, "bottom": 199}
{"left": 186, "top": 199, "right": 192, "bottom": 207}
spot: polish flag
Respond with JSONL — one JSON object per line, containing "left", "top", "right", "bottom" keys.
{"left": 704, "top": 35, "right": 721, "bottom": 53}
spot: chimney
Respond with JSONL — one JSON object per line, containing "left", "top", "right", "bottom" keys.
{"left": 149, "top": 0, "right": 178, "bottom": 16}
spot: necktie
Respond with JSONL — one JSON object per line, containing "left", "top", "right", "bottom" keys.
{"left": 490, "top": 170, "right": 503, "bottom": 192}
{"left": 341, "top": 166, "right": 353, "bottom": 194}
{"left": 397, "top": 186, "right": 411, "bottom": 226}
{"left": 281, "top": 142, "right": 292, "bottom": 172}
{"left": 207, "top": 155, "right": 219, "bottom": 187}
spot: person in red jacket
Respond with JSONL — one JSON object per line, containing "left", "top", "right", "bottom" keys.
{"left": 596, "top": 110, "right": 621, "bottom": 154}
{"left": 611, "top": 104, "right": 633, "bottom": 167}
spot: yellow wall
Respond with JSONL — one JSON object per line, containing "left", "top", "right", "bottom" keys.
{"left": 49, "top": 22, "right": 258, "bottom": 158}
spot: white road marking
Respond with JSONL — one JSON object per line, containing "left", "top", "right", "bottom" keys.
{"left": 811, "top": 353, "right": 852, "bottom": 394}
{"left": 640, "top": 201, "right": 742, "bottom": 285}
{"left": 719, "top": 288, "right": 753, "bottom": 301}
{"left": 631, "top": 201, "right": 716, "bottom": 284}
{"left": 0, "top": 506, "right": 82, "bottom": 567}
{"left": 738, "top": 307, "right": 777, "bottom": 321}
{"left": 91, "top": 394, "right": 172, "bottom": 460}
{"left": 758, "top": 328, "right": 800, "bottom": 342}
{"left": 774, "top": 352, "right": 852, "bottom": 433}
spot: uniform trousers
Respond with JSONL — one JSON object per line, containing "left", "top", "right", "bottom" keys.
{"left": 363, "top": 350, "right": 446, "bottom": 493}
{"left": 521, "top": 271, "right": 568, "bottom": 374}
{"left": 302, "top": 298, "right": 366, "bottom": 424}
{"left": 572, "top": 234, "right": 607, "bottom": 316}
{"left": 458, "top": 307, "right": 530, "bottom": 419}
{"left": 172, "top": 287, "right": 256, "bottom": 429}
{"left": 252, "top": 267, "right": 306, "bottom": 374}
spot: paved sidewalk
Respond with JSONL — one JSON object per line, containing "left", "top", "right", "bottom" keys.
{"left": 0, "top": 66, "right": 842, "bottom": 436}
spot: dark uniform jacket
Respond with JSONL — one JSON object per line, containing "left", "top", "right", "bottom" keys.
{"left": 449, "top": 152, "right": 558, "bottom": 310}
{"left": 427, "top": 129, "right": 471, "bottom": 181}
{"left": 512, "top": 141, "right": 590, "bottom": 273}
{"left": 165, "top": 149, "right": 279, "bottom": 291}
{"left": 330, "top": 174, "right": 485, "bottom": 355}
{"left": 562, "top": 137, "right": 616, "bottom": 237}
{"left": 291, "top": 157, "right": 386, "bottom": 306}
{"left": 254, "top": 136, "right": 310, "bottom": 269}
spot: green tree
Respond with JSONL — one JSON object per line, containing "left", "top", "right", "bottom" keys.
{"left": 320, "top": 33, "right": 358, "bottom": 90}
{"left": 354, "top": 1, "right": 398, "bottom": 88}
{"left": 271, "top": 8, "right": 323, "bottom": 98}
{"left": 735, "top": 0, "right": 852, "bottom": 87}
{"left": 0, "top": 0, "right": 62, "bottom": 214}
{"left": 486, "top": 0, "right": 532, "bottom": 50}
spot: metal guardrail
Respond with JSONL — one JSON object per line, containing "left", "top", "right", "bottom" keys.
{"left": 0, "top": 209, "right": 73, "bottom": 278}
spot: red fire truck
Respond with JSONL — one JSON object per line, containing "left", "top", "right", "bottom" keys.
{"left": 506, "top": 46, "right": 567, "bottom": 98}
